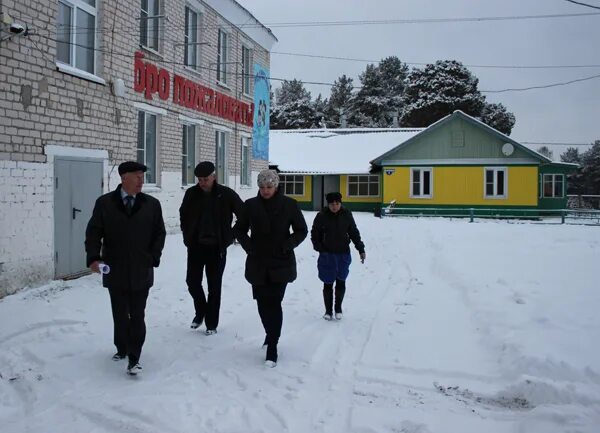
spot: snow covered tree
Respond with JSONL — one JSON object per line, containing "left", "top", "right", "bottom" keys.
{"left": 270, "top": 79, "right": 316, "bottom": 129}
{"left": 350, "top": 57, "right": 408, "bottom": 127}
{"left": 561, "top": 147, "right": 584, "bottom": 194}
{"left": 312, "top": 93, "right": 328, "bottom": 128}
{"left": 537, "top": 146, "right": 554, "bottom": 160}
{"left": 581, "top": 140, "right": 600, "bottom": 194}
{"left": 325, "top": 75, "right": 354, "bottom": 128}
{"left": 401, "top": 60, "right": 486, "bottom": 127}
{"left": 480, "top": 102, "right": 516, "bottom": 135}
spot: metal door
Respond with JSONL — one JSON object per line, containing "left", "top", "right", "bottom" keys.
{"left": 54, "top": 158, "right": 103, "bottom": 278}
{"left": 312, "top": 175, "right": 323, "bottom": 210}
{"left": 322, "top": 175, "right": 340, "bottom": 207}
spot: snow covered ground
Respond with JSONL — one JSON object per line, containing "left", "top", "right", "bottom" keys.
{"left": 1, "top": 214, "right": 599, "bottom": 433}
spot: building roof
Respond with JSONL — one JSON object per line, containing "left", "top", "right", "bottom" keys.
{"left": 269, "top": 128, "right": 424, "bottom": 174}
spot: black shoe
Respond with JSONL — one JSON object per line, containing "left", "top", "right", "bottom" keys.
{"left": 190, "top": 317, "right": 202, "bottom": 329}
{"left": 266, "top": 343, "right": 278, "bottom": 363}
{"left": 112, "top": 352, "right": 126, "bottom": 361}
{"left": 127, "top": 359, "right": 142, "bottom": 375}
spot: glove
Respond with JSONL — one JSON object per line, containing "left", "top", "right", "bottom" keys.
{"left": 359, "top": 252, "right": 366, "bottom": 264}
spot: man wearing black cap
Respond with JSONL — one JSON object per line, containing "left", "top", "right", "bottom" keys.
{"left": 85, "top": 161, "right": 166, "bottom": 376}
{"left": 179, "top": 161, "right": 244, "bottom": 335}
{"left": 311, "top": 191, "right": 366, "bottom": 321}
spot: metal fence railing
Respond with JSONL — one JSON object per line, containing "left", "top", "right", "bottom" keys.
{"left": 379, "top": 206, "right": 600, "bottom": 225}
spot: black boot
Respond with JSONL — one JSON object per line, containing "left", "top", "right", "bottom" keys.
{"left": 323, "top": 283, "right": 333, "bottom": 316}
{"left": 334, "top": 279, "right": 346, "bottom": 315}
{"left": 266, "top": 343, "right": 278, "bottom": 367}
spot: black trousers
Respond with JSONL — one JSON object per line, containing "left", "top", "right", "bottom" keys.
{"left": 254, "top": 283, "right": 287, "bottom": 346}
{"left": 323, "top": 279, "right": 346, "bottom": 314}
{"left": 186, "top": 244, "right": 226, "bottom": 330}
{"left": 108, "top": 287, "right": 150, "bottom": 362}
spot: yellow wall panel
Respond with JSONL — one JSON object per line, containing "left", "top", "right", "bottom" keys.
{"left": 383, "top": 166, "right": 538, "bottom": 206}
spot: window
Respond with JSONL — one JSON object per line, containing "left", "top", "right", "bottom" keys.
{"left": 140, "top": 0, "right": 160, "bottom": 52}
{"left": 57, "top": 0, "right": 97, "bottom": 74}
{"left": 182, "top": 124, "right": 196, "bottom": 185}
{"left": 542, "top": 174, "right": 564, "bottom": 198}
{"left": 484, "top": 167, "right": 507, "bottom": 198}
{"left": 348, "top": 175, "right": 379, "bottom": 197}
{"left": 217, "top": 29, "right": 229, "bottom": 84}
{"left": 137, "top": 111, "right": 157, "bottom": 184}
{"left": 410, "top": 168, "right": 432, "bottom": 198}
{"left": 241, "top": 45, "right": 251, "bottom": 95}
{"left": 184, "top": 7, "right": 201, "bottom": 70}
{"left": 215, "top": 130, "right": 228, "bottom": 185}
{"left": 280, "top": 175, "right": 304, "bottom": 196}
{"left": 240, "top": 136, "right": 251, "bottom": 186}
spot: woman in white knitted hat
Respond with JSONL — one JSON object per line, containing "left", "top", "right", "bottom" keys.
{"left": 234, "top": 169, "right": 308, "bottom": 367}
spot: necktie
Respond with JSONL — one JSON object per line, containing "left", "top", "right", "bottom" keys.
{"left": 125, "top": 195, "right": 133, "bottom": 215}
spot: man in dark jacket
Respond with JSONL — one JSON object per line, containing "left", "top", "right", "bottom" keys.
{"left": 233, "top": 169, "right": 308, "bottom": 367}
{"left": 311, "top": 192, "right": 365, "bottom": 321}
{"left": 85, "top": 161, "right": 166, "bottom": 375}
{"left": 179, "top": 161, "right": 244, "bottom": 335}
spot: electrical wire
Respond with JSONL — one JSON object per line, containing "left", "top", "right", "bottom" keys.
{"left": 565, "top": 0, "right": 600, "bottom": 10}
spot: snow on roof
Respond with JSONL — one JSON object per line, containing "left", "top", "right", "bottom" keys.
{"left": 269, "top": 128, "right": 424, "bottom": 174}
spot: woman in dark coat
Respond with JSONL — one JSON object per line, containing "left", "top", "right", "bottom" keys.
{"left": 233, "top": 169, "right": 308, "bottom": 367}
{"left": 311, "top": 192, "right": 365, "bottom": 321}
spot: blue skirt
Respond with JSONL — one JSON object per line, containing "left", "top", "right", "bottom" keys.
{"left": 317, "top": 252, "right": 352, "bottom": 283}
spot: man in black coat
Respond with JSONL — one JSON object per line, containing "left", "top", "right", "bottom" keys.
{"left": 85, "top": 161, "right": 166, "bottom": 375}
{"left": 179, "top": 161, "right": 244, "bottom": 335}
{"left": 311, "top": 192, "right": 366, "bottom": 321}
{"left": 233, "top": 169, "right": 308, "bottom": 367}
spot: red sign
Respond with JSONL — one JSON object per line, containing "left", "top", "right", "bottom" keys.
{"left": 133, "top": 52, "right": 253, "bottom": 127}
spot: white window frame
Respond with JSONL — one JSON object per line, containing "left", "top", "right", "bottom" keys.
{"left": 347, "top": 175, "right": 380, "bottom": 198}
{"left": 542, "top": 174, "right": 564, "bottom": 198}
{"left": 240, "top": 135, "right": 251, "bottom": 186}
{"left": 241, "top": 44, "right": 252, "bottom": 96}
{"left": 215, "top": 129, "right": 229, "bottom": 185}
{"left": 140, "top": 0, "right": 162, "bottom": 53}
{"left": 217, "top": 28, "right": 230, "bottom": 86}
{"left": 182, "top": 123, "right": 196, "bottom": 186}
{"left": 56, "top": 0, "right": 98, "bottom": 76}
{"left": 184, "top": 5, "right": 202, "bottom": 71}
{"left": 137, "top": 110, "right": 159, "bottom": 185}
{"left": 484, "top": 167, "right": 508, "bottom": 199}
{"left": 409, "top": 168, "right": 433, "bottom": 199}
{"left": 280, "top": 175, "right": 305, "bottom": 196}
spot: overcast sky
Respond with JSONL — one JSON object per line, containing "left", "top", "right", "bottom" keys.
{"left": 241, "top": 0, "right": 600, "bottom": 156}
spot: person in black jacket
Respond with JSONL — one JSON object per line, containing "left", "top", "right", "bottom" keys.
{"left": 85, "top": 161, "right": 166, "bottom": 375}
{"left": 311, "top": 192, "right": 366, "bottom": 321}
{"left": 179, "top": 161, "right": 244, "bottom": 335}
{"left": 233, "top": 169, "right": 308, "bottom": 367}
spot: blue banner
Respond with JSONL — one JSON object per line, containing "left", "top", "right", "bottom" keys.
{"left": 252, "top": 64, "right": 270, "bottom": 160}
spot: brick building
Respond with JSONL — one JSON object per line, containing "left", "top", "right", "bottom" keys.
{"left": 0, "top": 0, "right": 277, "bottom": 296}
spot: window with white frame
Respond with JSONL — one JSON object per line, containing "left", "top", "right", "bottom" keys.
{"left": 217, "top": 29, "right": 229, "bottom": 84}
{"left": 484, "top": 167, "right": 507, "bottom": 198}
{"left": 215, "top": 130, "right": 228, "bottom": 185}
{"left": 280, "top": 175, "right": 304, "bottom": 196}
{"left": 137, "top": 111, "right": 158, "bottom": 184}
{"left": 410, "top": 168, "right": 432, "bottom": 198}
{"left": 240, "top": 136, "right": 251, "bottom": 186}
{"left": 57, "top": 0, "right": 97, "bottom": 74}
{"left": 140, "top": 0, "right": 160, "bottom": 52}
{"left": 182, "top": 124, "right": 196, "bottom": 185}
{"left": 542, "top": 174, "right": 564, "bottom": 198}
{"left": 348, "top": 175, "right": 379, "bottom": 197}
{"left": 184, "top": 6, "right": 201, "bottom": 70}
{"left": 241, "top": 45, "right": 252, "bottom": 95}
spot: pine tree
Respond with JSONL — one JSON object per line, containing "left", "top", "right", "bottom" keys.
{"left": 270, "top": 79, "right": 316, "bottom": 129}
{"left": 325, "top": 75, "right": 354, "bottom": 128}
{"left": 313, "top": 94, "right": 328, "bottom": 128}
{"left": 402, "top": 60, "right": 486, "bottom": 127}
{"left": 537, "top": 146, "right": 554, "bottom": 160}
{"left": 480, "top": 102, "right": 516, "bottom": 135}
{"left": 560, "top": 147, "right": 584, "bottom": 194}
{"left": 581, "top": 140, "right": 600, "bottom": 194}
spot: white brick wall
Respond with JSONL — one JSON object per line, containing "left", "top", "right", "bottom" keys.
{"left": 0, "top": 160, "right": 54, "bottom": 297}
